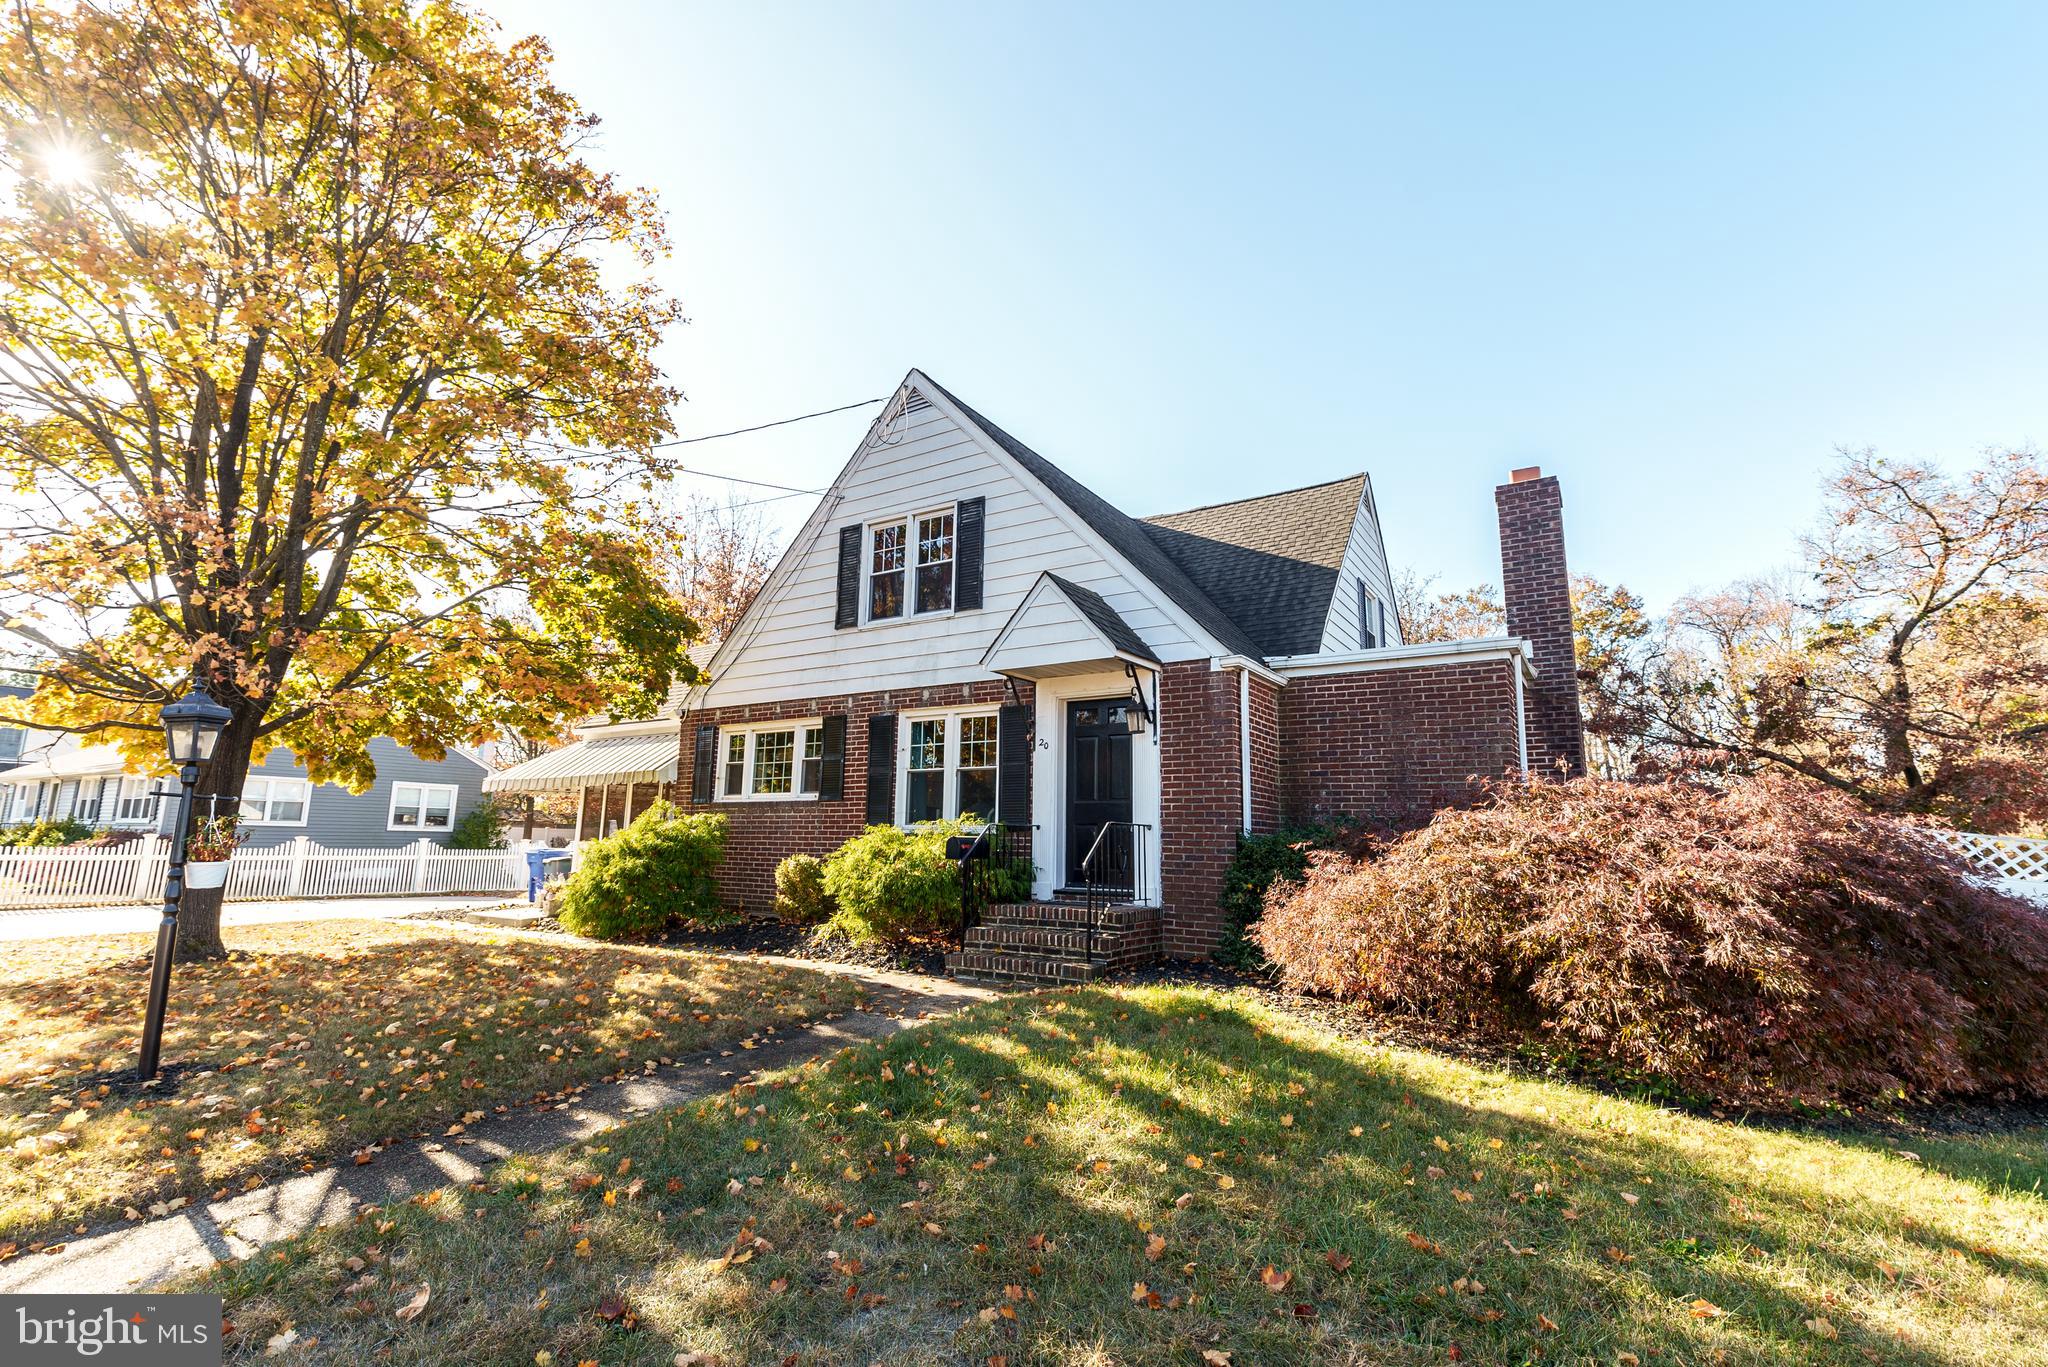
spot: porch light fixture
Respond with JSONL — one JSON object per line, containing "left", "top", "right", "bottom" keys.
{"left": 138, "top": 686, "right": 233, "bottom": 1081}
{"left": 1122, "top": 662, "right": 1157, "bottom": 737}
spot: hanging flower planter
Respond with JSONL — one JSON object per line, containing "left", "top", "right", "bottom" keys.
{"left": 184, "top": 858, "right": 230, "bottom": 889}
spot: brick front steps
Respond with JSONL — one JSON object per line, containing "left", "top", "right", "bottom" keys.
{"left": 946, "top": 901, "right": 1163, "bottom": 987}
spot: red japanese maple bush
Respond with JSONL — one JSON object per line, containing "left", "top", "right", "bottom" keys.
{"left": 1254, "top": 773, "right": 2048, "bottom": 1105}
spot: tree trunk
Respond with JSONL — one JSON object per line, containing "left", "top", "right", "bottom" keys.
{"left": 172, "top": 708, "right": 262, "bottom": 963}
{"left": 1879, "top": 637, "right": 1925, "bottom": 795}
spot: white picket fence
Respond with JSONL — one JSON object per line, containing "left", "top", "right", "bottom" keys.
{"left": 0, "top": 836, "right": 526, "bottom": 910}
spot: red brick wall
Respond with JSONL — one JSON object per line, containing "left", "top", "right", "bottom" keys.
{"left": 1277, "top": 659, "right": 1521, "bottom": 827}
{"left": 1158, "top": 659, "right": 1246, "bottom": 960}
{"left": 677, "top": 680, "right": 1024, "bottom": 914}
{"left": 1495, "top": 473, "right": 1586, "bottom": 778}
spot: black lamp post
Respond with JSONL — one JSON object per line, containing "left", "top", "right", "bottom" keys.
{"left": 137, "top": 688, "right": 233, "bottom": 1082}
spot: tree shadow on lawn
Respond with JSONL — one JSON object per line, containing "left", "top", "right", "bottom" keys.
{"left": 206, "top": 986, "right": 2048, "bottom": 1367}
{"left": 0, "top": 925, "right": 862, "bottom": 1243}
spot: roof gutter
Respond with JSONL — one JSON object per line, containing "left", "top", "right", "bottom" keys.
{"left": 1266, "top": 636, "right": 1537, "bottom": 682}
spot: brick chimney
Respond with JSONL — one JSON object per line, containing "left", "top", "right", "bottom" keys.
{"left": 1495, "top": 467, "right": 1586, "bottom": 778}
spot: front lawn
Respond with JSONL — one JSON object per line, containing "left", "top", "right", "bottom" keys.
{"left": 0, "top": 919, "right": 866, "bottom": 1246}
{"left": 210, "top": 984, "right": 2048, "bottom": 1365}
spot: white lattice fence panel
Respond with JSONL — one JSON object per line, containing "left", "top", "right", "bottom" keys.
{"left": 1923, "top": 829, "right": 2048, "bottom": 882}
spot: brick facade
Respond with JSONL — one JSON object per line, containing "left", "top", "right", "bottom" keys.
{"left": 1157, "top": 660, "right": 1248, "bottom": 959}
{"left": 1495, "top": 472, "right": 1586, "bottom": 778}
{"left": 1276, "top": 659, "right": 1522, "bottom": 827}
{"left": 676, "top": 679, "right": 1024, "bottom": 915}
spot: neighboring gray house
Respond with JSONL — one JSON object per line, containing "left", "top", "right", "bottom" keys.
{"left": 2, "top": 734, "right": 491, "bottom": 850}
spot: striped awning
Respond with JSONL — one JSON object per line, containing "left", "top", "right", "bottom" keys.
{"left": 482, "top": 734, "right": 678, "bottom": 793}
{"left": 3, "top": 744, "right": 131, "bottom": 783}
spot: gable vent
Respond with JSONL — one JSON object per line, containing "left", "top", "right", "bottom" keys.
{"left": 902, "top": 388, "right": 933, "bottom": 414}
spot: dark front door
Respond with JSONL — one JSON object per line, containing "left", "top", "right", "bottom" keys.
{"left": 1065, "top": 698, "right": 1134, "bottom": 888}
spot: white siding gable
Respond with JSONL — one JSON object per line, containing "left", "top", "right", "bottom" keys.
{"left": 698, "top": 376, "right": 1213, "bottom": 709}
{"left": 1317, "top": 475, "right": 1405, "bottom": 653}
{"left": 981, "top": 574, "right": 1152, "bottom": 678}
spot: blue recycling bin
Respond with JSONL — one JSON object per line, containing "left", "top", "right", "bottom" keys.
{"left": 526, "top": 849, "right": 573, "bottom": 902}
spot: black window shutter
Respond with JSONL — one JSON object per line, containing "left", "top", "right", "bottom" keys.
{"left": 818, "top": 714, "right": 847, "bottom": 800}
{"left": 690, "top": 723, "right": 718, "bottom": 804}
{"left": 834, "top": 525, "right": 863, "bottom": 629}
{"left": 864, "top": 713, "right": 897, "bottom": 825}
{"left": 996, "top": 702, "right": 1031, "bottom": 825}
{"left": 955, "top": 496, "right": 986, "bottom": 611}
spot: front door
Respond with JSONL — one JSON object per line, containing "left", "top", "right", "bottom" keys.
{"left": 1065, "top": 698, "right": 1134, "bottom": 888}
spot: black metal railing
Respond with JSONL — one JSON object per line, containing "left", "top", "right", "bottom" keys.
{"left": 953, "top": 822, "right": 1034, "bottom": 947}
{"left": 1078, "top": 821, "right": 1150, "bottom": 958}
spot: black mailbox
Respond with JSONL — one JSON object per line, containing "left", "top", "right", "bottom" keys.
{"left": 945, "top": 835, "right": 981, "bottom": 860}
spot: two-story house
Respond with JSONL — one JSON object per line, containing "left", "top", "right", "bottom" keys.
{"left": 489, "top": 369, "right": 1585, "bottom": 980}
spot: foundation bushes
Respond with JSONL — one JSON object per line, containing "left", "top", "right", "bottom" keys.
{"left": 821, "top": 818, "right": 1031, "bottom": 941}
{"left": 1255, "top": 773, "right": 2048, "bottom": 1105}
{"left": 556, "top": 802, "right": 729, "bottom": 941}
{"left": 773, "top": 853, "right": 833, "bottom": 923}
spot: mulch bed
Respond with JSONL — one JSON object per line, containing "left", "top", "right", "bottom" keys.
{"left": 648, "top": 918, "right": 954, "bottom": 977}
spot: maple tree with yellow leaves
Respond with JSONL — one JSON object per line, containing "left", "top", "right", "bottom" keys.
{"left": 0, "top": 0, "right": 697, "bottom": 956}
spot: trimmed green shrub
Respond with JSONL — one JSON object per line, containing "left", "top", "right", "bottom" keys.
{"left": 1215, "top": 821, "right": 1363, "bottom": 968}
{"left": 555, "top": 801, "right": 729, "bottom": 941}
{"left": 1255, "top": 773, "right": 2048, "bottom": 1106}
{"left": 0, "top": 817, "right": 95, "bottom": 847}
{"left": 773, "top": 853, "right": 833, "bottom": 923}
{"left": 448, "top": 796, "right": 507, "bottom": 850}
{"left": 820, "top": 816, "right": 1032, "bottom": 941}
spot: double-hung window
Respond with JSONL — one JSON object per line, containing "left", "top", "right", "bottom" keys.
{"left": 243, "top": 776, "right": 311, "bottom": 826}
{"left": 1359, "top": 582, "right": 1381, "bottom": 650}
{"left": 900, "top": 709, "right": 1000, "bottom": 824}
{"left": 387, "top": 781, "right": 454, "bottom": 831}
{"left": 115, "top": 776, "right": 160, "bottom": 824}
{"left": 719, "top": 720, "right": 826, "bottom": 801}
{"left": 866, "top": 505, "right": 955, "bottom": 622}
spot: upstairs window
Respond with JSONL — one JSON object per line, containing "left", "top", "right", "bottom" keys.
{"left": 865, "top": 505, "right": 956, "bottom": 623}
{"left": 916, "top": 511, "right": 955, "bottom": 613}
{"left": 0, "top": 727, "right": 21, "bottom": 764}
{"left": 1359, "top": 582, "right": 1379, "bottom": 650}
{"left": 869, "top": 522, "right": 907, "bottom": 620}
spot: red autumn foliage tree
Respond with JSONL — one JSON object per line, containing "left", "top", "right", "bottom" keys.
{"left": 1255, "top": 773, "right": 2048, "bottom": 1105}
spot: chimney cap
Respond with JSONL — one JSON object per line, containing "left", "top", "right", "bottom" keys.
{"left": 1509, "top": 465, "right": 1543, "bottom": 484}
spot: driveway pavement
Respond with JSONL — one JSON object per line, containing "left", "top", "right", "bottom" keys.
{"left": 0, "top": 893, "right": 518, "bottom": 942}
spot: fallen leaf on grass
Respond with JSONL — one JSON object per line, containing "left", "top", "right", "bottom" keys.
{"left": 1260, "top": 1265, "right": 1292, "bottom": 1293}
{"left": 265, "top": 1327, "right": 298, "bottom": 1356}
{"left": 393, "top": 1284, "right": 431, "bottom": 1323}
{"left": 1145, "top": 1234, "right": 1166, "bottom": 1261}
{"left": 1689, "top": 1298, "right": 1725, "bottom": 1319}
{"left": 1535, "top": 1313, "right": 1558, "bottom": 1333}
{"left": 1806, "top": 1316, "right": 1838, "bottom": 1340}
{"left": 1200, "top": 1353, "right": 1232, "bottom": 1367}
{"left": 1324, "top": 1250, "right": 1353, "bottom": 1272}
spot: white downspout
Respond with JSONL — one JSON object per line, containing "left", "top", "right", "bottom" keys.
{"left": 1513, "top": 661, "right": 1530, "bottom": 775}
{"left": 1239, "top": 666, "right": 1253, "bottom": 836}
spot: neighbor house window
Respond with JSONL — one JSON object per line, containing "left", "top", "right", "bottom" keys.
{"left": 387, "top": 781, "right": 454, "bottom": 831}
{"left": 717, "top": 720, "right": 826, "bottom": 801}
{"left": 0, "top": 727, "right": 21, "bottom": 764}
{"left": 73, "top": 779, "right": 105, "bottom": 823}
{"left": 865, "top": 505, "right": 956, "bottom": 623}
{"left": 115, "top": 777, "right": 160, "bottom": 824}
{"left": 243, "top": 776, "right": 311, "bottom": 826}
{"left": 898, "top": 708, "right": 1001, "bottom": 824}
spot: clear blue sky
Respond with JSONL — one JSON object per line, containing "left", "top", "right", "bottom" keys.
{"left": 480, "top": 0, "right": 2047, "bottom": 611}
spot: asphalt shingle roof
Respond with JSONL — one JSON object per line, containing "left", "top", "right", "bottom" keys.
{"left": 1140, "top": 475, "right": 1368, "bottom": 657}
{"left": 1042, "top": 574, "right": 1162, "bottom": 663}
{"left": 922, "top": 378, "right": 1269, "bottom": 659}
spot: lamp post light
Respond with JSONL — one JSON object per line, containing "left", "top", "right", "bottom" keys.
{"left": 137, "top": 688, "right": 233, "bottom": 1082}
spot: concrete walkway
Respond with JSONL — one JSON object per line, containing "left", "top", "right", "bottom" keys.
{"left": 0, "top": 959, "right": 996, "bottom": 1294}
{"left": 0, "top": 893, "right": 517, "bottom": 942}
